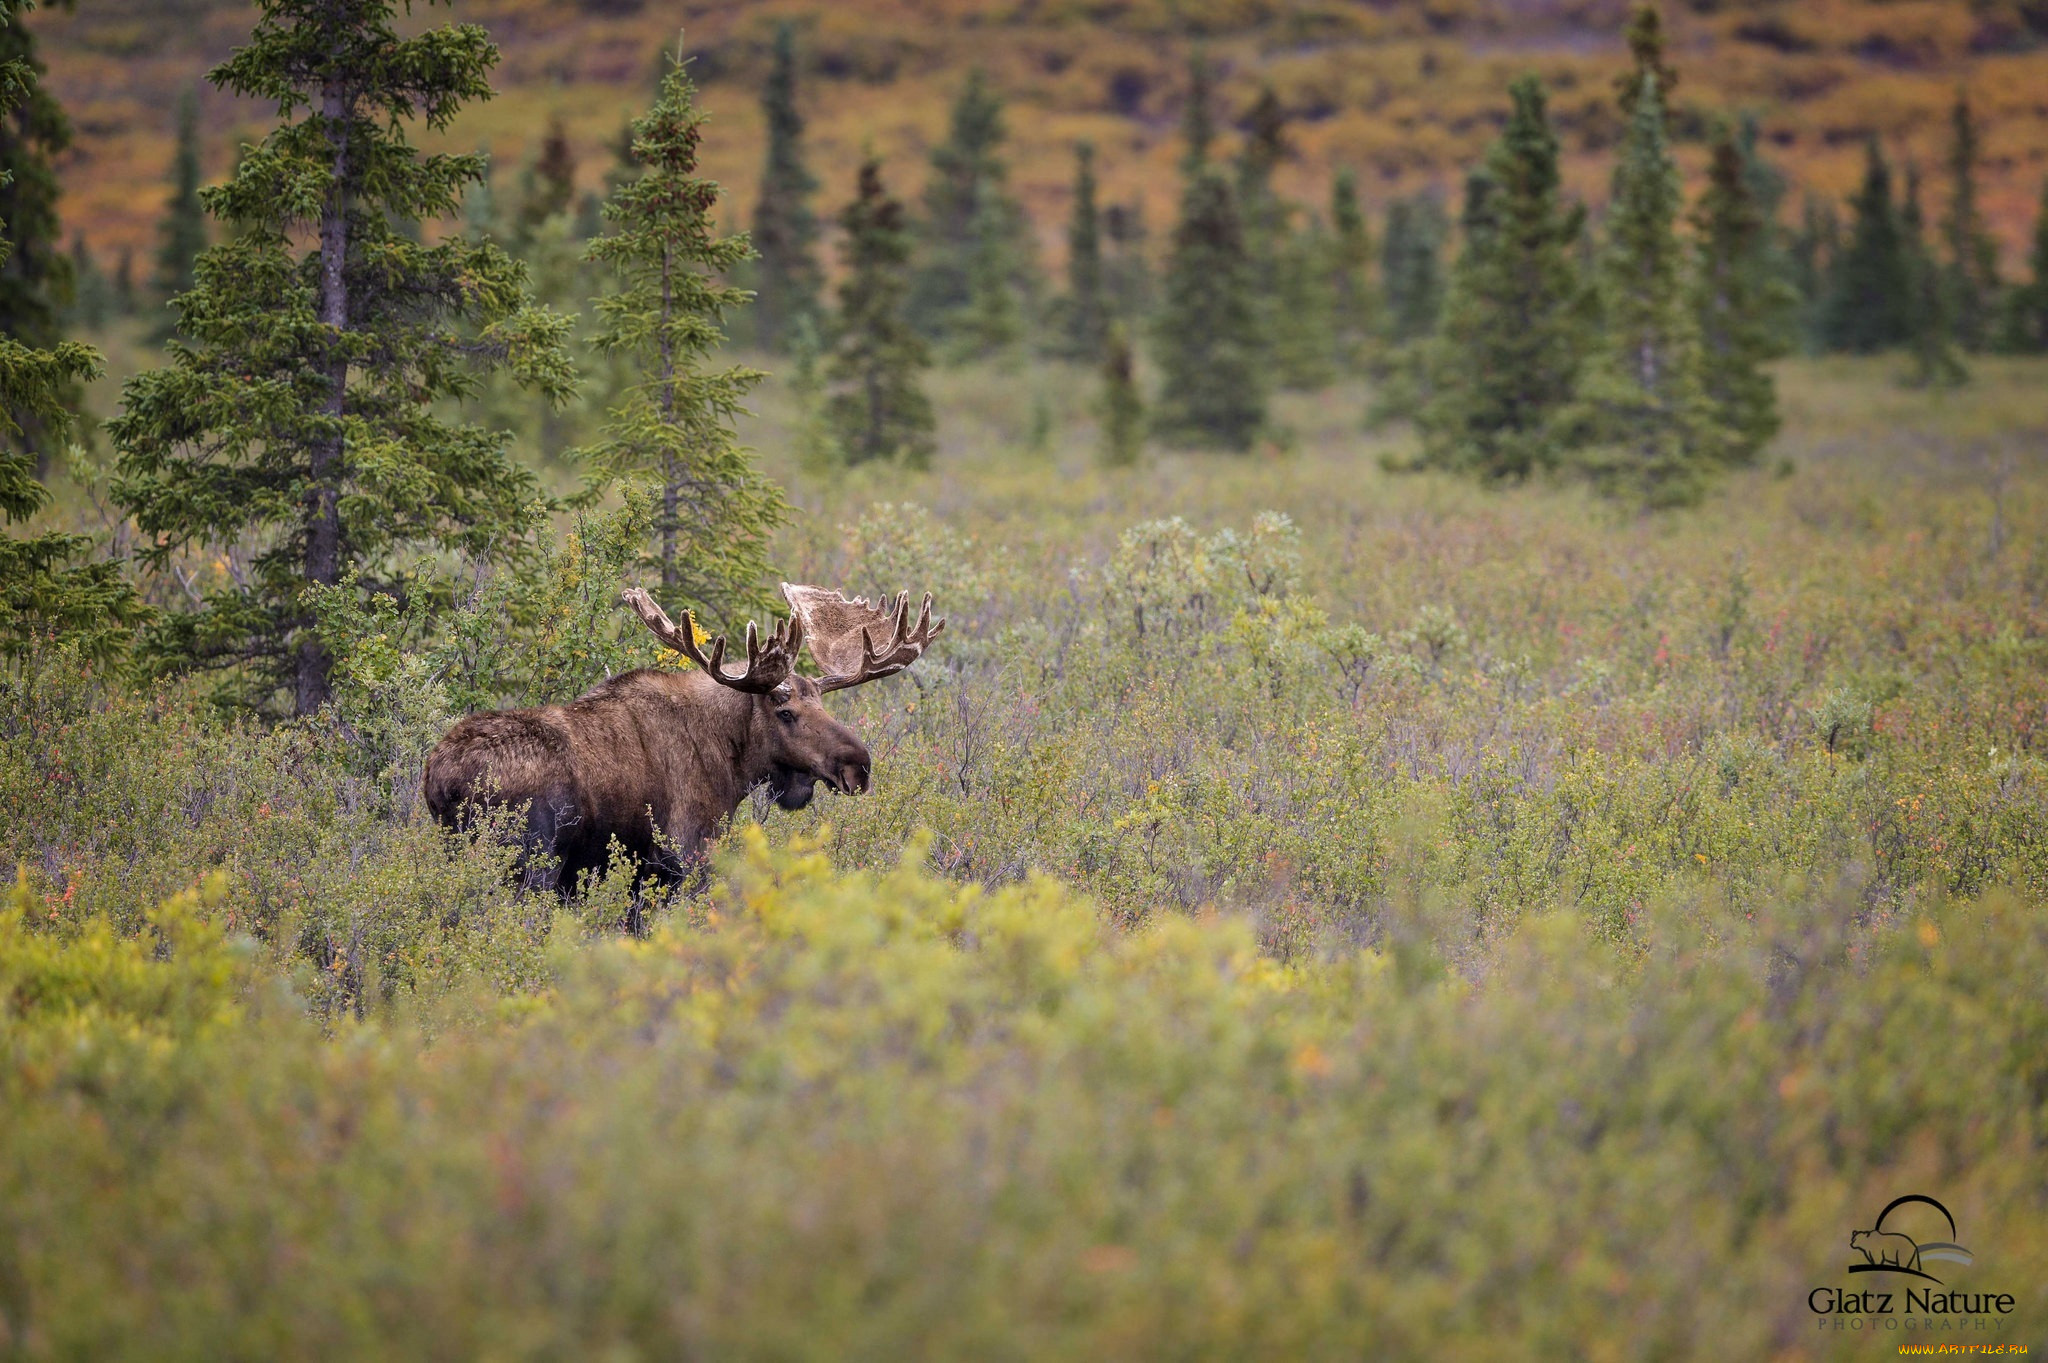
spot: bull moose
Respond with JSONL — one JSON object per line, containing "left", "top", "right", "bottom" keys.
{"left": 423, "top": 582, "right": 943, "bottom": 892}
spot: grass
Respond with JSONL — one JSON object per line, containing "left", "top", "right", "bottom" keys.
{"left": 5, "top": 344, "right": 2047, "bottom": 1353}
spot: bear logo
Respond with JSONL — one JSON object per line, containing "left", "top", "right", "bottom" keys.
{"left": 1851, "top": 1229, "right": 1921, "bottom": 1273}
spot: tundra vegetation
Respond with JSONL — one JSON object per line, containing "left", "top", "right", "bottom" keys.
{"left": 5, "top": 0, "right": 2048, "bottom": 1356}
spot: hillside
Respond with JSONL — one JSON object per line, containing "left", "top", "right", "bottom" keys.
{"left": 32, "top": 0, "right": 2048, "bottom": 273}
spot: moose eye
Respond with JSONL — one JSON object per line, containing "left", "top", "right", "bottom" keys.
{"left": 775, "top": 708, "right": 798, "bottom": 725}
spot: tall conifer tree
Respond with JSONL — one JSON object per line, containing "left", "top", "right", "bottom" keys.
{"left": 1153, "top": 171, "right": 1264, "bottom": 449}
{"left": 151, "top": 88, "right": 207, "bottom": 338}
{"left": 62, "top": 229, "right": 109, "bottom": 331}
{"left": 1789, "top": 194, "right": 1837, "bottom": 352}
{"left": 1180, "top": 48, "right": 1215, "bottom": 176}
{"left": 1101, "top": 201, "right": 1151, "bottom": 323}
{"left": 110, "top": 0, "right": 574, "bottom": 714}
{"left": 111, "top": 247, "right": 135, "bottom": 316}
{"left": 1821, "top": 138, "right": 1911, "bottom": 353}
{"left": 908, "top": 70, "right": 1030, "bottom": 352}
{"left": 1689, "top": 124, "right": 1781, "bottom": 465}
{"left": 0, "top": 0, "right": 145, "bottom": 664}
{"left": 1059, "top": 141, "right": 1107, "bottom": 361}
{"left": 750, "top": 22, "right": 820, "bottom": 355}
{"left": 579, "top": 49, "right": 786, "bottom": 612}
{"left": 513, "top": 114, "right": 577, "bottom": 244}
{"left": 1381, "top": 192, "right": 1445, "bottom": 344}
{"left": 1271, "top": 219, "right": 1337, "bottom": 390}
{"left": 1614, "top": 4, "right": 1678, "bottom": 119}
{"left": 1329, "top": 168, "right": 1374, "bottom": 369}
{"left": 2006, "top": 179, "right": 2048, "bottom": 352}
{"left": 1234, "top": 85, "right": 1290, "bottom": 373}
{"left": 1900, "top": 162, "right": 1967, "bottom": 387}
{"left": 1560, "top": 73, "right": 1716, "bottom": 507}
{"left": 0, "top": 0, "right": 74, "bottom": 474}
{"left": 1942, "top": 90, "right": 2000, "bottom": 353}
{"left": 1417, "top": 77, "right": 1584, "bottom": 482}
{"left": 827, "top": 158, "right": 934, "bottom": 466}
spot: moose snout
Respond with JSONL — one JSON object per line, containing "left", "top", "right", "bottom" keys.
{"left": 835, "top": 739, "right": 872, "bottom": 795}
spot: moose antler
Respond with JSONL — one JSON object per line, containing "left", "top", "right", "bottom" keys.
{"left": 622, "top": 587, "right": 804, "bottom": 694}
{"left": 780, "top": 583, "right": 945, "bottom": 693}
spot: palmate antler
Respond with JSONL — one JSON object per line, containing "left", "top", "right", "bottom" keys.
{"left": 781, "top": 583, "right": 945, "bottom": 692}
{"left": 622, "top": 587, "right": 804, "bottom": 694}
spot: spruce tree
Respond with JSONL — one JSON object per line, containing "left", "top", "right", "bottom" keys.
{"left": 1152, "top": 170, "right": 1265, "bottom": 450}
{"left": 111, "top": 246, "right": 135, "bottom": 316}
{"left": 1058, "top": 140, "right": 1107, "bottom": 361}
{"left": 580, "top": 51, "right": 785, "bottom": 613}
{"left": 1234, "top": 84, "right": 1290, "bottom": 373}
{"left": 750, "top": 22, "right": 820, "bottom": 355}
{"left": 907, "top": 70, "right": 1031, "bottom": 353}
{"left": 1272, "top": 220, "right": 1337, "bottom": 390}
{"left": 827, "top": 157, "right": 934, "bottom": 466}
{"left": 1789, "top": 194, "right": 1836, "bottom": 353}
{"left": 1180, "top": 48, "right": 1215, "bottom": 176}
{"left": 1900, "top": 163, "right": 1967, "bottom": 387}
{"left": 515, "top": 114, "right": 577, "bottom": 244}
{"left": 1365, "top": 190, "right": 1445, "bottom": 427}
{"left": 956, "top": 184, "right": 1024, "bottom": 361}
{"left": 1821, "top": 138, "right": 1911, "bottom": 353}
{"left": 1614, "top": 4, "right": 1678, "bottom": 119}
{"left": 1689, "top": 124, "right": 1781, "bottom": 466}
{"left": 1329, "top": 168, "right": 1374, "bottom": 369}
{"left": 1736, "top": 112, "right": 1787, "bottom": 226}
{"left": 0, "top": 0, "right": 74, "bottom": 474}
{"left": 1941, "top": 90, "right": 2000, "bottom": 353}
{"left": 1098, "top": 319, "right": 1142, "bottom": 466}
{"left": 151, "top": 88, "right": 207, "bottom": 337}
{"left": 1381, "top": 191, "right": 1445, "bottom": 344}
{"left": 1736, "top": 111, "right": 1802, "bottom": 352}
{"left": 0, "top": 0, "right": 146, "bottom": 665}
{"left": 1417, "top": 76, "right": 1584, "bottom": 482}
{"left": 1560, "top": 73, "right": 1716, "bottom": 507}
{"left": 2005, "top": 178, "right": 2048, "bottom": 353}
{"left": 110, "top": 0, "right": 575, "bottom": 715}
{"left": 1101, "top": 201, "right": 1151, "bottom": 323}
{"left": 63, "top": 230, "right": 109, "bottom": 331}
{"left": 1235, "top": 85, "right": 1288, "bottom": 231}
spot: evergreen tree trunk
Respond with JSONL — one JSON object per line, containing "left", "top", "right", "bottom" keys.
{"left": 659, "top": 245, "right": 677, "bottom": 589}
{"left": 303, "top": 73, "right": 351, "bottom": 715}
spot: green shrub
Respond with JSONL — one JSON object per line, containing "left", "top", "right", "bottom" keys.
{"left": 2, "top": 830, "right": 2044, "bottom": 1357}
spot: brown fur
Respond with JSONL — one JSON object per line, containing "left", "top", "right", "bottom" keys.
{"left": 423, "top": 667, "right": 870, "bottom": 893}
